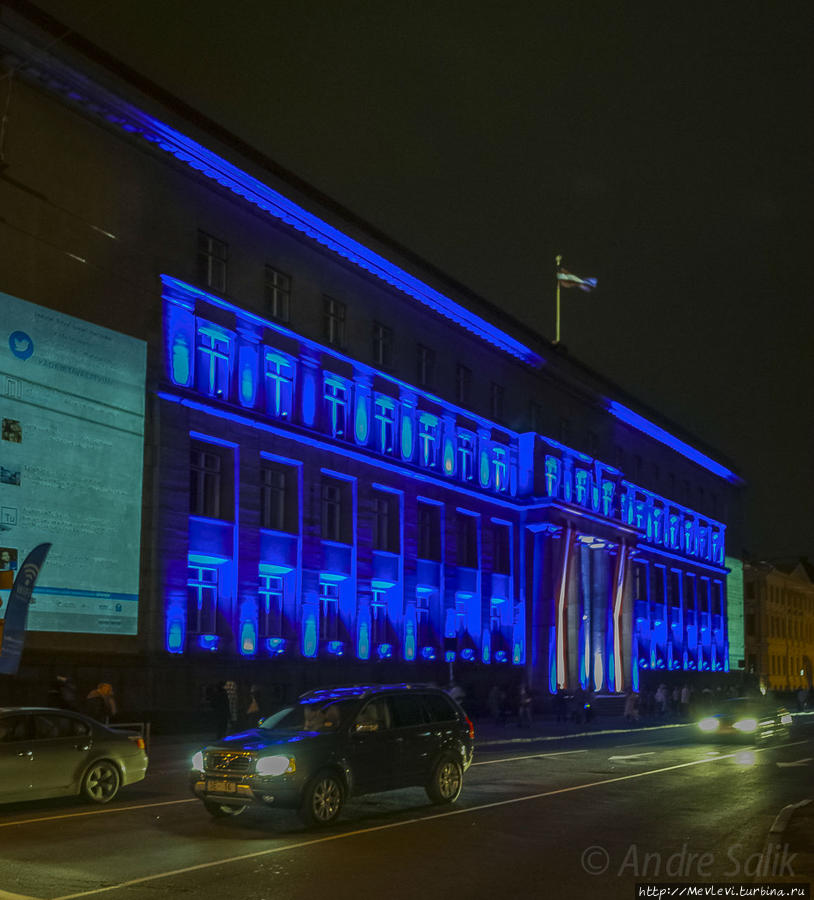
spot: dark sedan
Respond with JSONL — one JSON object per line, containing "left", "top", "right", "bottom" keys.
{"left": 0, "top": 707, "right": 148, "bottom": 804}
{"left": 696, "top": 697, "right": 792, "bottom": 743}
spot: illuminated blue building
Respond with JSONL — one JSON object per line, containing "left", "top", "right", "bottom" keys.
{"left": 0, "top": 7, "right": 744, "bottom": 708}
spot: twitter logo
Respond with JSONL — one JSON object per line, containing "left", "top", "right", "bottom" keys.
{"left": 8, "top": 331, "right": 34, "bottom": 360}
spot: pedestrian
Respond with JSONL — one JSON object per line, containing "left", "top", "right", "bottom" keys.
{"left": 655, "top": 683, "right": 668, "bottom": 716}
{"left": 47, "top": 675, "right": 77, "bottom": 710}
{"left": 224, "top": 680, "right": 239, "bottom": 733}
{"left": 554, "top": 688, "right": 569, "bottom": 723}
{"left": 86, "top": 682, "right": 117, "bottom": 724}
{"left": 487, "top": 684, "right": 505, "bottom": 726}
{"left": 623, "top": 690, "right": 639, "bottom": 723}
{"left": 797, "top": 688, "right": 807, "bottom": 712}
{"left": 517, "top": 682, "right": 533, "bottom": 728}
{"left": 680, "top": 683, "right": 691, "bottom": 719}
{"left": 210, "top": 681, "right": 230, "bottom": 738}
{"left": 246, "top": 683, "right": 266, "bottom": 727}
{"left": 446, "top": 680, "right": 466, "bottom": 706}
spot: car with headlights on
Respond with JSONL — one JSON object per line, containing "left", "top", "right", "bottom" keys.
{"left": 696, "top": 697, "right": 792, "bottom": 743}
{"left": 0, "top": 707, "right": 148, "bottom": 804}
{"left": 190, "top": 684, "right": 474, "bottom": 826}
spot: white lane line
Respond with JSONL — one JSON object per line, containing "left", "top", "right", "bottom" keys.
{"left": 608, "top": 752, "right": 655, "bottom": 761}
{"left": 776, "top": 758, "right": 812, "bottom": 768}
{"left": 47, "top": 738, "right": 813, "bottom": 900}
{"left": 0, "top": 799, "right": 197, "bottom": 829}
{"left": 472, "top": 749, "right": 588, "bottom": 766}
{"left": 769, "top": 798, "right": 812, "bottom": 834}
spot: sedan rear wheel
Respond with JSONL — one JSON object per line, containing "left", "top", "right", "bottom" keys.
{"left": 299, "top": 771, "right": 343, "bottom": 827}
{"left": 82, "top": 760, "right": 121, "bottom": 804}
{"left": 426, "top": 757, "right": 463, "bottom": 805}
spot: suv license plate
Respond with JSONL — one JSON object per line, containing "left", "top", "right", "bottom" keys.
{"left": 207, "top": 779, "right": 237, "bottom": 793}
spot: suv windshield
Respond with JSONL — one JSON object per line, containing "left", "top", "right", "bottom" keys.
{"left": 260, "top": 699, "right": 359, "bottom": 733}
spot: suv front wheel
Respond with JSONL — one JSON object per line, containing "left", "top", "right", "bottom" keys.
{"left": 300, "top": 770, "right": 344, "bottom": 827}
{"left": 426, "top": 757, "right": 463, "bottom": 805}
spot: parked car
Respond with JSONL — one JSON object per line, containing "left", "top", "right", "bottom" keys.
{"left": 190, "top": 684, "right": 474, "bottom": 826}
{"left": 0, "top": 707, "right": 148, "bottom": 804}
{"left": 696, "top": 697, "right": 793, "bottom": 743}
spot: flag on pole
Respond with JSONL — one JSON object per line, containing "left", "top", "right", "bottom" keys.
{"left": 556, "top": 267, "right": 597, "bottom": 292}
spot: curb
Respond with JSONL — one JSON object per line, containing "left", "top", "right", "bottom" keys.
{"left": 768, "top": 798, "right": 812, "bottom": 836}
{"left": 477, "top": 721, "right": 693, "bottom": 747}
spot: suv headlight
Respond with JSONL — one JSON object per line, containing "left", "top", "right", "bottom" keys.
{"left": 698, "top": 717, "right": 719, "bottom": 732}
{"left": 255, "top": 755, "right": 296, "bottom": 776}
{"left": 191, "top": 751, "right": 204, "bottom": 771}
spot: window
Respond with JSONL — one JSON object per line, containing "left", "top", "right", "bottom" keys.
{"left": 390, "top": 695, "right": 425, "bottom": 728}
{"left": 323, "top": 377, "right": 348, "bottom": 438}
{"left": 197, "top": 231, "right": 227, "bottom": 292}
{"left": 490, "top": 383, "right": 505, "bottom": 421}
{"left": 258, "top": 570, "right": 284, "bottom": 636}
{"left": 489, "top": 597, "right": 503, "bottom": 633}
{"left": 374, "top": 398, "right": 396, "bottom": 454}
{"left": 492, "top": 447, "right": 508, "bottom": 492}
{"left": 371, "top": 589, "right": 388, "bottom": 645}
{"left": 417, "top": 345, "right": 435, "bottom": 388}
{"left": 417, "top": 502, "right": 441, "bottom": 561}
{"left": 455, "top": 364, "right": 471, "bottom": 405}
{"left": 263, "top": 351, "right": 295, "bottom": 418}
{"left": 0, "top": 715, "right": 28, "bottom": 742}
{"left": 264, "top": 265, "right": 291, "bottom": 322}
{"left": 33, "top": 715, "right": 89, "bottom": 739}
{"left": 319, "top": 580, "right": 340, "bottom": 641}
{"left": 261, "top": 461, "right": 298, "bottom": 532}
{"left": 323, "top": 296, "right": 346, "bottom": 347}
{"left": 190, "top": 443, "right": 228, "bottom": 518}
{"left": 196, "top": 322, "right": 231, "bottom": 397}
{"left": 456, "top": 512, "right": 478, "bottom": 568}
{"left": 372, "top": 490, "right": 399, "bottom": 553}
{"left": 457, "top": 432, "right": 475, "bottom": 481}
{"left": 492, "top": 523, "right": 511, "bottom": 575}
{"left": 418, "top": 415, "right": 438, "bottom": 468}
{"left": 321, "top": 476, "right": 351, "bottom": 543}
{"left": 372, "top": 322, "right": 392, "bottom": 368}
{"left": 187, "top": 564, "right": 218, "bottom": 632}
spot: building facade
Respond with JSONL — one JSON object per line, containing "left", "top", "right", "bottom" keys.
{"left": 0, "top": 5, "right": 745, "bottom": 713}
{"left": 744, "top": 560, "right": 814, "bottom": 693}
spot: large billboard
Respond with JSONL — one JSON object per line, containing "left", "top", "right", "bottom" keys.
{"left": 0, "top": 291, "right": 146, "bottom": 635}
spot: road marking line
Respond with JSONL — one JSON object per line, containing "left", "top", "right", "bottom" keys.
{"left": 0, "top": 891, "right": 43, "bottom": 900}
{"left": 769, "top": 798, "right": 812, "bottom": 834}
{"left": 608, "top": 752, "right": 656, "bottom": 761}
{"left": 472, "top": 749, "right": 588, "bottom": 766}
{"left": 776, "top": 758, "right": 812, "bottom": 768}
{"left": 0, "top": 799, "right": 197, "bottom": 829}
{"left": 47, "top": 738, "right": 812, "bottom": 900}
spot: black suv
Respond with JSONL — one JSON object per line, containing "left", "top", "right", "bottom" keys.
{"left": 190, "top": 684, "right": 474, "bottom": 826}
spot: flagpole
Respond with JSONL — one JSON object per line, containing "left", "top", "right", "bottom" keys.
{"left": 555, "top": 254, "right": 562, "bottom": 344}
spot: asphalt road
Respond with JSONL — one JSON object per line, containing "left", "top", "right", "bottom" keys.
{"left": 0, "top": 722, "right": 811, "bottom": 900}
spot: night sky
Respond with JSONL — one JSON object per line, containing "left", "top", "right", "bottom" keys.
{"left": 28, "top": 1, "right": 814, "bottom": 559}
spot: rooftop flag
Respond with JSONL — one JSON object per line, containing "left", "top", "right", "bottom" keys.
{"left": 556, "top": 268, "right": 598, "bottom": 292}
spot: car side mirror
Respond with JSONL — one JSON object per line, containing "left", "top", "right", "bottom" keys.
{"left": 354, "top": 722, "right": 378, "bottom": 734}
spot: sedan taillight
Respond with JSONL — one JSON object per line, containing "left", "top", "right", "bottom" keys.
{"left": 129, "top": 736, "right": 146, "bottom": 751}
{"left": 465, "top": 716, "right": 475, "bottom": 740}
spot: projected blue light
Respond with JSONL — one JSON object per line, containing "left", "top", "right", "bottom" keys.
{"left": 377, "top": 643, "right": 393, "bottom": 659}
{"left": 302, "top": 609, "right": 318, "bottom": 658}
{"left": 445, "top": 651, "right": 456, "bottom": 662}
{"left": 421, "top": 646, "right": 436, "bottom": 660}
{"left": 461, "top": 648, "right": 475, "bottom": 661}
{"left": 239, "top": 620, "right": 257, "bottom": 656}
{"left": 265, "top": 637, "right": 286, "bottom": 654}
{"left": 327, "top": 640, "right": 344, "bottom": 656}
{"left": 166, "top": 617, "right": 184, "bottom": 654}
{"left": 199, "top": 634, "right": 219, "bottom": 651}
{"left": 495, "top": 650, "right": 508, "bottom": 663}
{"left": 607, "top": 401, "right": 740, "bottom": 483}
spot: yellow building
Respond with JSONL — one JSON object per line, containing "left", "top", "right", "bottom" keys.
{"left": 744, "top": 560, "right": 814, "bottom": 693}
